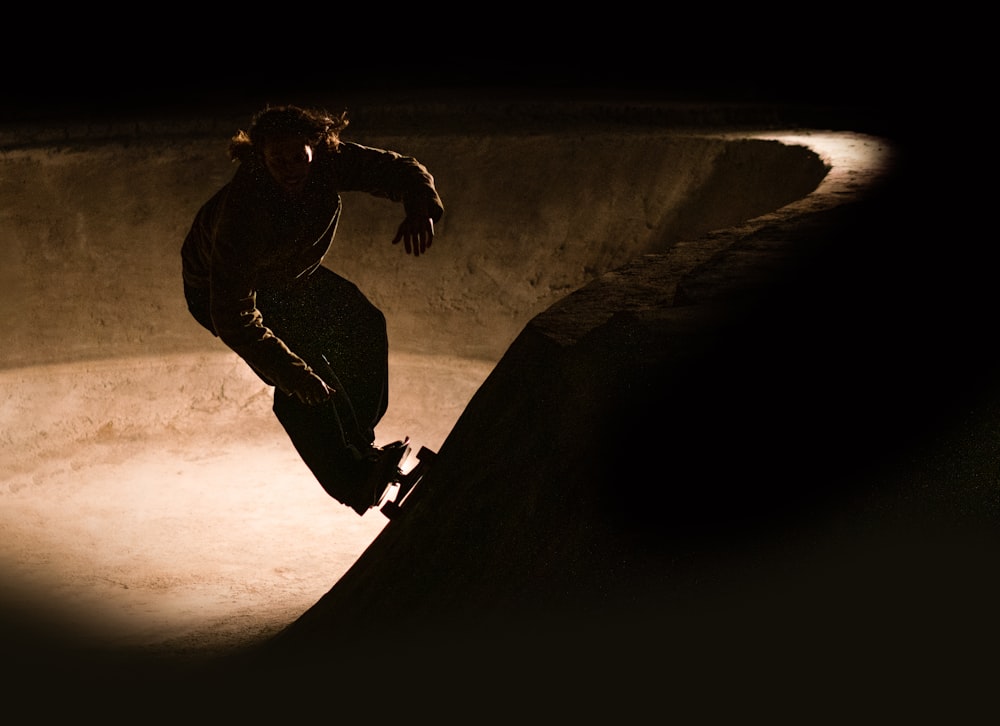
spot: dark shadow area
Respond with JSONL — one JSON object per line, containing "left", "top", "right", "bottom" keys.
{"left": 210, "top": 128, "right": 995, "bottom": 700}
{"left": 2, "top": 50, "right": 992, "bottom": 715}
{"left": 606, "top": 175, "right": 999, "bottom": 544}
{"left": 0, "top": 56, "right": 904, "bottom": 141}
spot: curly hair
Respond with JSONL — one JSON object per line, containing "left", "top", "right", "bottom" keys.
{"left": 228, "top": 105, "right": 350, "bottom": 162}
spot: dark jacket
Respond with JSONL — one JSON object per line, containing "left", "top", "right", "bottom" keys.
{"left": 181, "top": 141, "right": 444, "bottom": 395}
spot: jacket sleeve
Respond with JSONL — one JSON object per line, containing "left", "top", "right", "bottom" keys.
{"left": 335, "top": 142, "right": 444, "bottom": 221}
{"left": 208, "top": 180, "right": 317, "bottom": 395}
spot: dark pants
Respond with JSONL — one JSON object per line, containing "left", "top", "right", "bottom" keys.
{"left": 186, "top": 267, "right": 389, "bottom": 505}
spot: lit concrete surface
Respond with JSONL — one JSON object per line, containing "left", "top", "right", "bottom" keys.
{"left": 2, "top": 99, "right": 996, "bottom": 712}
{"left": 0, "top": 115, "right": 855, "bottom": 659}
{"left": 0, "top": 353, "right": 489, "bottom": 652}
{"left": 0, "top": 117, "right": 874, "bottom": 642}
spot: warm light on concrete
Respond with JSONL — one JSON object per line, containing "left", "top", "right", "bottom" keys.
{"left": 0, "top": 122, "right": 882, "bottom": 656}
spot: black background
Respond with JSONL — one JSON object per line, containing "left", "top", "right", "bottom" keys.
{"left": 0, "top": 13, "right": 913, "bottom": 141}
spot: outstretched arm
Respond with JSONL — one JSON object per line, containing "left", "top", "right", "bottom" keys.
{"left": 392, "top": 213, "right": 435, "bottom": 256}
{"left": 333, "top": 143, "right": 443, "bottom": 256}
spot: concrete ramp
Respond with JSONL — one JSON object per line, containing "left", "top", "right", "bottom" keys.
{"left": 13, "top": 108, "right": 961, "bottom": 698}
{"left": 256, "top": 131, "right": 916, "bottom": 667}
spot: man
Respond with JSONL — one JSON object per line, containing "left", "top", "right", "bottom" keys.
{"left": 181, "top": 104, "right": 444, "bottom": 514}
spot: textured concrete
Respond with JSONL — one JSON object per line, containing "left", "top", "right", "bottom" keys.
{"left": 1, "top": 99, "right": 996, "bottom": 714}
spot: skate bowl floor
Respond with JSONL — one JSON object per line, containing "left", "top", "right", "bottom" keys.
{"left": 10, "top": 100, "right": 992, "bottom": 710}
{"left": 0, "top": 117, "right": 881, "bottom": 641}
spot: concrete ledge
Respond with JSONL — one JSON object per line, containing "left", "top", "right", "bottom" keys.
{"left": 264, "top": 129, "right": 913, "bottom": 658}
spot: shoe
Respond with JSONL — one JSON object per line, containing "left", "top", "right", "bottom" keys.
{"left": 350, "top": 439, "right": 410, "bottom": 514}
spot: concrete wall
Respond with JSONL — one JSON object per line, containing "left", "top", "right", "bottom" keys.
{"left": 0, "top": 127, "right": 828, "bottom": 369}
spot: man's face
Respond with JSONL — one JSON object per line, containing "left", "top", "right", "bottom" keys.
{"left": 261, "top": 137, "right": 313, "bottom": 195}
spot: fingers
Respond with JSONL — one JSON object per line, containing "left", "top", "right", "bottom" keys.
{"left": 419, "top": 218, "right": 434, "bottom": 255}
{"left": 408, "top": 219, "right": 433, "bottom": 256}
{"left": 392, "top": 216, "right": 435, "bottom": 256}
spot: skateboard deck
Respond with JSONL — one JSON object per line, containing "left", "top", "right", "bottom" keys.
{"left": 381, "top": 446, "right": 436, "bottom": 519}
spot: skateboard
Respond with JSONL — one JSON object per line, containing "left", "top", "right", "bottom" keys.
{"left": 381, "top": 446, "right": 436, "bottom": 519}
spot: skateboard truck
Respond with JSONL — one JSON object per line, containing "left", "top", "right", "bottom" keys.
{"left": 381, "top": 446, "right": 436, "bottom": 519}
{"left": 369, "top": 439, "right": 411, "bottom": 510}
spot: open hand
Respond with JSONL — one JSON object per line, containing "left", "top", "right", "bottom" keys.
{"left": 392, "top": 214, "right": 434, "bottom": 256}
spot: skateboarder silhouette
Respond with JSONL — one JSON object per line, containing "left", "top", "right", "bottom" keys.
{"left": 181, "top": 104, "right": 443, "bottom": 514}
